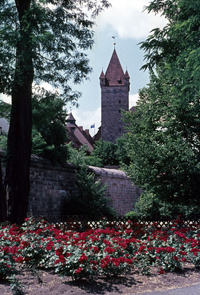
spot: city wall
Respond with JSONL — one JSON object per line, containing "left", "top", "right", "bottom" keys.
{"left": 0, "top": 151, "right": 142, "bottom": 217}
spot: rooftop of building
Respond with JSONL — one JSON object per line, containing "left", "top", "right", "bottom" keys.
{"left": 100, "top": 49, "right": 130, "bottom": 86}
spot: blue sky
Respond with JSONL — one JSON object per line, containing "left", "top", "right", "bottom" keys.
{"left": 0, "top": 0, "right": 167, "bottom": 134}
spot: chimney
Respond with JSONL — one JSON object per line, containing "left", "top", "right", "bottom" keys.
{"left": 85, "top": 129, "right": 90, "bottom": 137}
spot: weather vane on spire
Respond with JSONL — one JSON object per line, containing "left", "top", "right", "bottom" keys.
{"left": 112, "top": 36, "right": 116, "bottom": 47}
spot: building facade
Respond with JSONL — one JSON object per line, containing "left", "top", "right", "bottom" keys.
{"left": 100, "top": 49, "right": 130, "bottom": 142}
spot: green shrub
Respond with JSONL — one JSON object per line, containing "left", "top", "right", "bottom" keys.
{"left": 65, "top": 165, "right": 116, "bottom": 219}
{"left": 126, "top": 190, "right": 200, "bottom": 221}
{"left": 67, "top": 145, "right": 116, "bottom": 219}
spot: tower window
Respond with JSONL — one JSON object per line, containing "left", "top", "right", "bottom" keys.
{"left": 113, "top": 90, "right": 116, "bottom": 94}
{"left": 119, "top": 100, "right": 121, "bottom": 104}
{"left": 117, "top": 78, "right": 122, "bottom": 84}
{"left": 119, "top": 128, "right": 122, "bottom": 132}
{"left": 118, "top": 109, "right": 121, "bottom": 113}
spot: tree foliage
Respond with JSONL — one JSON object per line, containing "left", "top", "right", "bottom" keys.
{"left": 0, "top": 0, "right": 110, "bottom": 223}
{"left": 82, "top": 138, "right": 130, "bottom": 167}
{"left": 32, "top": 89, "right": 69, "bottom": 164}
{"left": 0, "top": 91, "right": 69, "bottom": 163}
{"left": 92, "top": 139, "right": 119, "bottom": 166}
{"left": 0, "top": 0, "right": 110, "bottom": 100}
{"left": 67, "top": 144, "right": 116, "bottom": 218}
{"left": 124, "top": 0, "right": 200, "bottom": 212}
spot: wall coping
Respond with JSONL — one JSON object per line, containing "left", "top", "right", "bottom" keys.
{"left": 0, "top": 149, "right": 130, "bottom": 179}
{"left": 89, "top": 165, "right": 129, "bottom": 179}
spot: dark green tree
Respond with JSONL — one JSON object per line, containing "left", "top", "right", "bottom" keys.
{"left": 82, "top": 137, "right": 130, "bottom": 168}
{"left": 115, "top": 135, "right": 131, "bottom": 166}
{"left": 124, "top": 0, "right": 200, "bottom": 215}
{"left": 92, "top": 139, "right": 119, "bottom": 167}
{"left": 0, "top": 0, "right": 110, "bottom": 223}
{"left": 67, "top": 144, "right": 116, "bottom": 218}
{"left": 32, "top": 89, "right": 69, "bottom": 164}
{"left": 0, "top": 91, "right": 68, "bottom": 163}
{"left": 0, "top": 101, "right": 10, "bottom": 121}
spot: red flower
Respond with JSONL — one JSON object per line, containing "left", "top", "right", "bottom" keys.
{"left": 166, "top": 247, "right": 176, "bottom": 253}
{"left": 58, "top": 255, "right": 65, "bottom": 265}
{"left": 24, "top": 257, "right": 31, "bottom": 263}
{"left": 90, "top": 260, "right": 98, "bottom": 265}
{"left": 179, "top": 250, "right": 187, "bottom": 256}
{"left": 92, "top": 246, "right": 100, "bottom": 254}
{"left": 15, "top": 256, "right": 23, "bottom": 263}
{"left": 79, "top": 253, "right": 88, "bottom": 263}
{"left": 103, "top": 239, "right": 111, "bottom": 246}
{"left": 75, "top": 267, "right": 82, "bottom": 274}
{"left": 159, "top": 268, "right": 165, "bottom": 274}
{"left": 56, "top": 247, "right": 63, "bottom": 256}
{"left": 173, "top": 256, "right": 179, "bottom": 261}
{"left": 101, "top": 256, "right": 110, "bottom": 268}
{"left": 21, "top": 241, "right": 30, "bottom": 248}
{"left": 156, "top": 247, "right": 165, "bottom": 253}
{"left": 46, "top": 241, "right": 54, "bottom": 251}
{"left": 125, "top": 258, "right": 132, "bottom": 264}
{"left": 104, "top": 246, "right": 116, "bottom": 254}
{"left": 139, "top": 245, "right": 146, "bottom": 252}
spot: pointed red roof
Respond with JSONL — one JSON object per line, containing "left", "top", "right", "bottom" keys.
{"left": 124, "top": 70, "right": 130, "bottom": 78}
{"left": 67, "top": 112, "right": 75, "bottom": 121}
{"left": 105, "top": 49, "right": 125, "bottom": 86}
{"left": 99, "top": 70, "right": 105, "bottom": 79}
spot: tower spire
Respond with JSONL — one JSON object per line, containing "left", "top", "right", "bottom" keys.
{"left": 112, "top": 36, "right": 116, "bottom": 47}
{"left": 100, "top": 47, "right": 130, "bottom": 143}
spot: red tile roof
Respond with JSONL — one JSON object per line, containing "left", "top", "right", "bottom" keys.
{"left": 105, "top": 49, "right": 126, "bottom": 86}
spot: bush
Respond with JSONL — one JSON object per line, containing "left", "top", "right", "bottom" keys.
{"left": 67, "top": 145, "right": 116, "bottom": 219}
{"left": 65, "top": 165, "right": 116, "bottom": 219}
{"left": 0, "top": 217, "right": 199, "bottom": 285}
{"left": 126, "top": 190, "right": 200, "bottom": 221}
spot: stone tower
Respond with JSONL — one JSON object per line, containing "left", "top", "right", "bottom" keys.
{"left": 100, "top": 48, "right": 130, "bottom": 142}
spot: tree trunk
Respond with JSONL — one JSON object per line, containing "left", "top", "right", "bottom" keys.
{"left": 0, "top": 159, "right": 6, "bottom": 222}
{"left": 5, "top": 0, "right": 33, "bottom": 224}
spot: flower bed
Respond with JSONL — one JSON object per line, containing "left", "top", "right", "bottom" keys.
{"left": 0, "top": 217, "right": 199, "bottom": 288}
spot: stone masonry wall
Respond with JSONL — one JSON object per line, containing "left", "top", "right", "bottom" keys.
{"left": 29, "top": 155, "right": 77, "bottom": 217}
{"left": 101, "top": 85, "right": 129, "bottom": 143}
{"left": 89, "top": 166, "right": 142, "bottom": 216}
{"left": 0, "top": 151, "right": 142, "bottom": 217}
